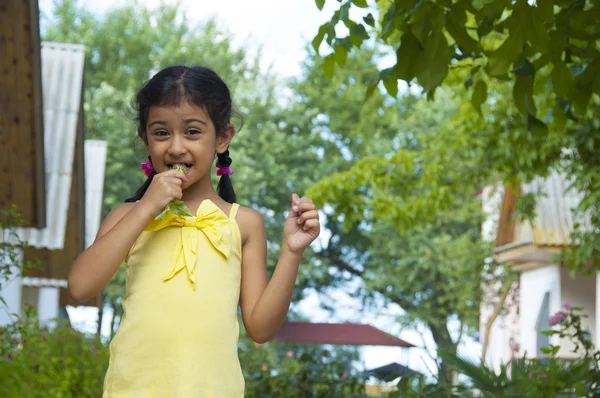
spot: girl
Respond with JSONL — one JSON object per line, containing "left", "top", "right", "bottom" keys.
{"left": 67, "top": 66, "right": 320, "bottom": 397}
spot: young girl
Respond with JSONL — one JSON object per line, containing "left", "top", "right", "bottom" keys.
{"left": 67, "top": 66, "right": 320, "bottom": 397}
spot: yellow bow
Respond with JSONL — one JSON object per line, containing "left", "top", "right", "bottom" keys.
{"left": 145, "top": 200, "right": 231, "bottom": 288}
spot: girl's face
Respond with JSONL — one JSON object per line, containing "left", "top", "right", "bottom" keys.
{"left": 143, "top": 101, "right": 233, "bottom": 189}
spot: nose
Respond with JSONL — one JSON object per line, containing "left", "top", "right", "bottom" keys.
{"left": 168, "top": 134, "right": 187, "bottom": 156}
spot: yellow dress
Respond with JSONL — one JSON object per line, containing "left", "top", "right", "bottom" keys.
{"left": 103, "top": 200, "right": 244, "bottom": 398}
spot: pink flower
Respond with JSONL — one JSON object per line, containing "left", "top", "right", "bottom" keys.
{"left": 141, "top": 159, "right": 154, "bottom": 177}
{"left": 510, "top": 342, "right": 520, "bottom": 352}
{"left": 286, "top": 351, "right": 294, "bottom": 358}
{"left": 6, "top": 354, "right": 12, "bottom": 360}
{"left": 342, "top": 372, "right": 348, "bottom": 379}
{"left": 549, "top": 311, "right": 566, "bottom": 326}
{"left": 563, "top": 302, "right": 573, "bottom": 310}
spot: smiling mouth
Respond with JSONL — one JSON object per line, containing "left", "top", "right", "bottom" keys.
{"left": 168, "top": 163, "right": 192, "bottom": 174}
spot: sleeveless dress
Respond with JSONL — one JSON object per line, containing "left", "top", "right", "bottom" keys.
{"left": 103, "top": 200, "right": 244, "bottom": 397}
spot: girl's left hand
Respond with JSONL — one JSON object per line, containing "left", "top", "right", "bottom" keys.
{"left": 282, "top": 193, "right": 320, "bottom": 255}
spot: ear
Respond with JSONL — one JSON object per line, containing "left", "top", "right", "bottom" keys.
{"left": 138, "top": 128, "right": 149, "bottom": 150}
{"left": 216, "top": 124, "right": 235, "bottom": 154}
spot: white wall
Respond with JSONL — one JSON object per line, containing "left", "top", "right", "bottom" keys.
{"left": 481, "top": 282, "right": 520, "bottom": 372}
{"left": 0, "top": 253, "right": 23, "bottom": 326}
{"left": 520, "top": 265, "right": 561, "bottom": 357}
{"left": 560, "top": 267, "right": 596, "bottom": 356}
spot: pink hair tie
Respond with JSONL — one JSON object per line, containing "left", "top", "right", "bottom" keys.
{"left": 141, "top": 159, "right": 155, "bottom": 177}
{"left": 216, "top": 162, "right": 233, "bottom": 176}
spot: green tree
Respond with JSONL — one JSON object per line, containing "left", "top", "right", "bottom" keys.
{"left": 311, "top": 0, "right": 600, "bottom": 273}
{"left": 285, "top": 47, "right": 494, "bottom": 382}
{"left": 312, "top": 0, "right": 599, "bottom": 131}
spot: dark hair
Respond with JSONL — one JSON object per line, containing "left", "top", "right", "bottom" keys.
{"left": 126, "top": 66, "right": 237, "bottom": 203}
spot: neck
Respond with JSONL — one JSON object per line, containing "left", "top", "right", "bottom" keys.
{"left": 181, "top": 175, "right": 221, "bottom": 204}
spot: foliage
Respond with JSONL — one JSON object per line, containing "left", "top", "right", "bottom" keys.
{"left": 313, "top": 0, "right": 600, "bottom": 132}
{"left": 0, "top": 312, "right": 109, "bottom": 398}
{"left": 311, "top": 0, "right": 600, "bottom": 274}
{"left": 240, "top": 339, "right": 368, "bottom": 398}
{"left": 0, "top": 313, "right": 368, "bottom": 398}
{"left": 294, "top": 47, "right": 499, "bottom": 380}
{"left": 400, "top": 304, "right": 600, "bottom": 397}
{"left": 0, "top": 206, "right": 40, "bottom": 319}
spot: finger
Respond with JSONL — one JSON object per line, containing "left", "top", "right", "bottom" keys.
{"left": 297, "top": 201, "right": 317, "bottom": 212}
{"left": 162, "top": 169, "right": 189, "bottom": 183}
{"left": 302, "top": 219, "right": 320, "bottom": 233}
{"left": 288, "top": 193, "right": 301, "bottom": 219}
{"left": 297, "top": 209, "right": 319, "bottom": 224}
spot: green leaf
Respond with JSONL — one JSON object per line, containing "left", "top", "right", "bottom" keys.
{"left": 155, "top": 199, "right": 192, "bottom": 220}
{"left": 537, "top": 0, "right": 554, "bottom": 23}
{"left": 312, "top": 23, "right": 328, "bottom": 54}
{"left": 527, "top": 112, "right": 548, "bottom": 136}
{"left": 513, "top": 74, "right": 536, "bottom": 116}
{"left": 365, "top": 83, "right": 378, "bottom": 100}
{"left": 416, "top": 29, "right": 452, "bottom": 91}
{"left": 333, "top": 44, "right": 347, "bottom": 67}
{"left": 573, "top": 83, "right": 592, "bottom": 116}
{"left": 486, "top": 35, "right": 523, "bottom": 77}
{"left": 322, "top": 54, "right": 336, "bottom": 79}
{"left": 525, "top": 4, "right": 550, "bottom": 53}
{"left": 395, "top": 31, "right": 422, "bottom": 82}
{"left": 363, "top": 13, "right": 375, "bottom": 27}
{"left": 316, "top": 0, "right": 326, "bottom": 11}
{"left": 383, "top": 77, "right": 398, "bottom": 97}
{"left": 349, "top": 24, "right": 369, "bottom": 46}
{"left": 339, "top": 2, "right": 350, "bottom": 22}
{"left": 551, "top": 59, "right": 573, "bottom": 98}
{"left": 352, "top": 0, "right": 368, "bottom": 8}
{"left": 471, "top": 80, "right": 488, "bottom": 115}
{"left": 477, "top": 17, "right": 494, "bottom": 38}
{"left": 512, "top": 59, "right": 535, "bottom": 76}
{"left": 445, "top": 7, "right": 480, "bottom": 54}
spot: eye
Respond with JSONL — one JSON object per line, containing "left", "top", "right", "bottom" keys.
{"left": 153, "top": 130, "right": 169, "bottom": 137}
{"left": 186, "top": 129, "right": 202, "bottom": 136}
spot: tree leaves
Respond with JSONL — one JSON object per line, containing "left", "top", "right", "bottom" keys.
{"left": 316, "top": 0, "right": 326, "bottom": 11}
{"left": 445, "top": 6, "right": 480, "bottom": 54}
{"left": 351, "top": 0, "right": 368, "bottom": 8}
{"left": 551, "top": 59, "right": 574, "bottom": 98}
{"left": 471, "top": 80, "right": 488, "bottom": 115}
{"left": 417, "top": 29, "right": 453, "bottom": 91}
{"left": 486, "top": 35, "right": 523, "bottom": 77}
{"left": 312, "top": 0, "right": 599, "bottom": 137}
{"left": 322, "top": 54, "right": 336, "bottom": 79}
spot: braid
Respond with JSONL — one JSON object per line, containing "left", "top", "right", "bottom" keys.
{"left": 216, "top": 149, "right": 236, "bottom": 203}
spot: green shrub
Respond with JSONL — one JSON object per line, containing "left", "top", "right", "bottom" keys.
{"left": 0, "top": 314, "right": 109, "bottom": 398}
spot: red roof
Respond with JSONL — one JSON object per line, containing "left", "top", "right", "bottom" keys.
{"left": 273, "top": 322, "right": 414, "bottom": 347}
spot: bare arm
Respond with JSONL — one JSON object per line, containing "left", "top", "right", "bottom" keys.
{"left": 239, "top": 194, "right": 320, "bottom": 343}
{"left": 67, "top": 203, "right": 152, "bottom": 302}
{"left": 68, "top": 169, "right": 188, "bottom": 302}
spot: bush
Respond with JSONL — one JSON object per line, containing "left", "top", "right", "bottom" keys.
{"left": 0, "top": 314, "right": 109, "bottom": 398}
{"left": 240, "top": 337, "right": 368, "bottom": 397}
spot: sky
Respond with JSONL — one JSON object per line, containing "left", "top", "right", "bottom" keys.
{"left": 38, "top": 0, "right": 481, "bottom": 378}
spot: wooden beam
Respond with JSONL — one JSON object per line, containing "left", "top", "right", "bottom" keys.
{"left": 0, "top": 0, "right": 45, "bottom": 227}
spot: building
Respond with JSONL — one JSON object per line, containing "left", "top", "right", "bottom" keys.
{"left": 0, "top": 0, "right": 107, "bottom": 326}
{"left": 480, "top": 171, "right": 596, "bottom": 371}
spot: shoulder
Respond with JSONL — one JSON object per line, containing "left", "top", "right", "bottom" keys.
{"left": 235, "top": 205, "right": 265, "bottom": 244}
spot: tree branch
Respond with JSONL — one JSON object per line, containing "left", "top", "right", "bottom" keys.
{"left": 481, "top": 282, "right": 513, "bottom": 364}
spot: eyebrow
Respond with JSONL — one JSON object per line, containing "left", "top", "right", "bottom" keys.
{"left": 184, "top": 118, "right": 209, "bottom": 127}
{"left": 148, "top": 118, "right": 208, "bottom": 128}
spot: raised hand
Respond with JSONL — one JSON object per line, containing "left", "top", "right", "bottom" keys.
{"left": 138, "top": 169, "right": 188, "bottom": 219}
{"left": 282, "top": 193, "right": 320, "bottom": 255}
